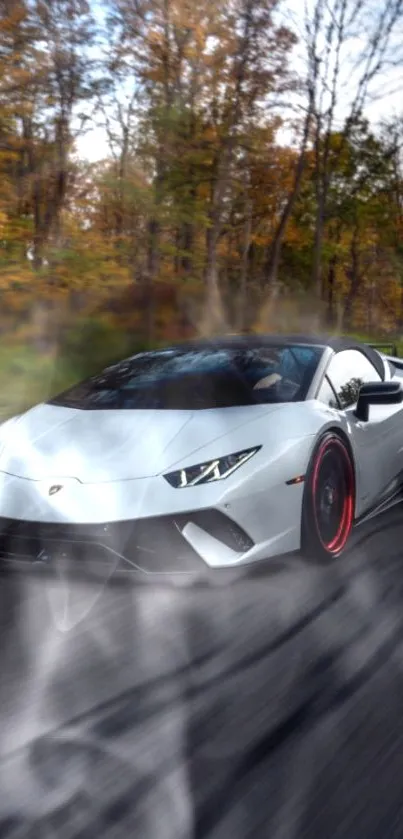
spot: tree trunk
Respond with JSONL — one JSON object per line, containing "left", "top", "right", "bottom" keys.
{"left": 202, "top": 217, "right": 227, "bottom": 334}
{"left": 203, "top": 147, "right": 232, "bottom": 331}
{"left": 343, "top": 225, "right": 360, "bottom": 330}
{"left": 265, "top": 103, "right": 313, "bottom": 295}
{"left": 147, "top": 215, "right": 160, "bottom": 276}
{"left": 312, "top": 184, "right": 326, "bottom": 299}
{"left": 181, "top": 180, "right": 196, "bottom": 275}
{"left": 237, "top": 199, "right": 252, "bottom": 331}
{"left": 174, "top": 227, "right": 181, "bottom": 277}
{"left": 181, "top": 220, "right": 194, "bottom": 275}
{"left": 326, "top": 255, "right": 337, "bottom": 327}
{"left": 144, "top": 165, "right": 165, "bottom": 343}
{"left": 205, "top": 224, "right": 220, "bottom": 304}
{"left": 144, "top": 216, "right": 159, "bottom": 345}
{"left": 115, "top": 126, "right": 129, "bottom": 258}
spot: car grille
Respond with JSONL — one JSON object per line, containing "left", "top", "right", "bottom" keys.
{"left": 0, "top": 510, "right": 254, "bottom": 575}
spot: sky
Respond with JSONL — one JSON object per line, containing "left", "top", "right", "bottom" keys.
{"left": 75, "top": 0, "right": 403, "bottom": 162}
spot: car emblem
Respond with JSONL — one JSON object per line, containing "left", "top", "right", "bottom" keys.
{"left": 49, "top": 484, "right": 63, "bottom": 496}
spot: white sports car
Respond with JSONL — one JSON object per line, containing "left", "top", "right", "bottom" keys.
{"left": 0, "top": 334, "right": 403, "bottom": 576}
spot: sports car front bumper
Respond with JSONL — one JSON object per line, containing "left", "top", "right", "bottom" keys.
{"left": 0, "top": 509, "right": 255, "bottom": 576}
{"left": 0, "top": 444, "right": 305, "bottom": 572}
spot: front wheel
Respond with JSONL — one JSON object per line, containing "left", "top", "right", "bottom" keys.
{"left": 302, "top": 432, "right": 355, "bottom": 562}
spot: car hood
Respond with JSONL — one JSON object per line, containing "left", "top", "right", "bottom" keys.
{"left": 0, "top": 401, "right": 287, "bottom": 483}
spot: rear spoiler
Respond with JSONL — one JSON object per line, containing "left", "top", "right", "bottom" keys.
{"left": 367, "top": 342, "right": 403, "bottom": 371}
{"left": 368, "top": 342, "right": 398, "bottom": 357}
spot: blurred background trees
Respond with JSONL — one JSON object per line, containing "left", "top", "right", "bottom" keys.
{"left": 0, "top": 0, "right": 403, "bottom": 369}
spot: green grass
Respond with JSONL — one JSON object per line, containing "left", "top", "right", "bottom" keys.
{"left": 0, "top": 317, "right": 163, "bottom": 420}
{"left": 0, "top": 346, "right": 78, "bottom": 421}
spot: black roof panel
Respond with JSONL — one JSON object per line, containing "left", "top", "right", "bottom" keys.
{"left": 156, "top": 333, "right": 384, "bottom": 379}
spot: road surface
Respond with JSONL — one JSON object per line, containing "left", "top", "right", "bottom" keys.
{"left": 1, "top": 506, "right": 403, "bottom": 838}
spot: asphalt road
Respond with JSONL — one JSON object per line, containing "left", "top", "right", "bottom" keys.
{"left": 1, "top": 506, "right": 403, "bottom": 838}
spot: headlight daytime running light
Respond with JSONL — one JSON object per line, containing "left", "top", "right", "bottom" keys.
{"left": 164, "top": 446, "right": 261, "bottom": 488}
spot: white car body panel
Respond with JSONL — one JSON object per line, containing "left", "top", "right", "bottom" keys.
{"left": 0, "top": 403, "right": 319, "bottom": 565}
{"left": 0, "top": 402, "right": 293, "bottom": 482}
{"left": 0, "top": 342, "right": 403, "bottom": 572}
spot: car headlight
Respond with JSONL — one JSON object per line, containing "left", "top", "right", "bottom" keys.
{"left": 163, "top": 446, "right": 261, "bottom": 488}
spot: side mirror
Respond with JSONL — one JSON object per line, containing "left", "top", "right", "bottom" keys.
{"left": 356, "top": 380, "right": 403, "bottom": 422}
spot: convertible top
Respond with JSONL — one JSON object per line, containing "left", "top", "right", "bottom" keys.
{"left": 164, "top": 334, "right": 385, "bottom": 380}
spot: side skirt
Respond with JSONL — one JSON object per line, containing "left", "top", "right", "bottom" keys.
{"left": 355, "top": 479, "right": 403, "bottom": 528}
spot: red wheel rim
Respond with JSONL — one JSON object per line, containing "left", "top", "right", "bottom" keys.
{"left": 312, "top": 438, "right": 354, "bottom": 555}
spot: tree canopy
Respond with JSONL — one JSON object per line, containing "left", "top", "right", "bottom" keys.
{"left": 0, "top": 0, "right": 402, "bottom": 345}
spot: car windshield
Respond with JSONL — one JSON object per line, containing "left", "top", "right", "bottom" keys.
{"left": 48, "top": 344, "right": 324, "bottom": 410}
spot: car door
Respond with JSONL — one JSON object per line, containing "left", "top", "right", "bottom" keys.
{"left": 318, "top": 349, "right": 403, "bottom": 515}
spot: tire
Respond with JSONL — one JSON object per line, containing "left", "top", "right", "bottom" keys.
{"left": 301, "top": 432, "right": 355, "bottom": 562}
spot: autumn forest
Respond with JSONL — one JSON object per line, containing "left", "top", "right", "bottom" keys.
{"left": 1, "top": 0, "right": 403, "bottom": 385}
